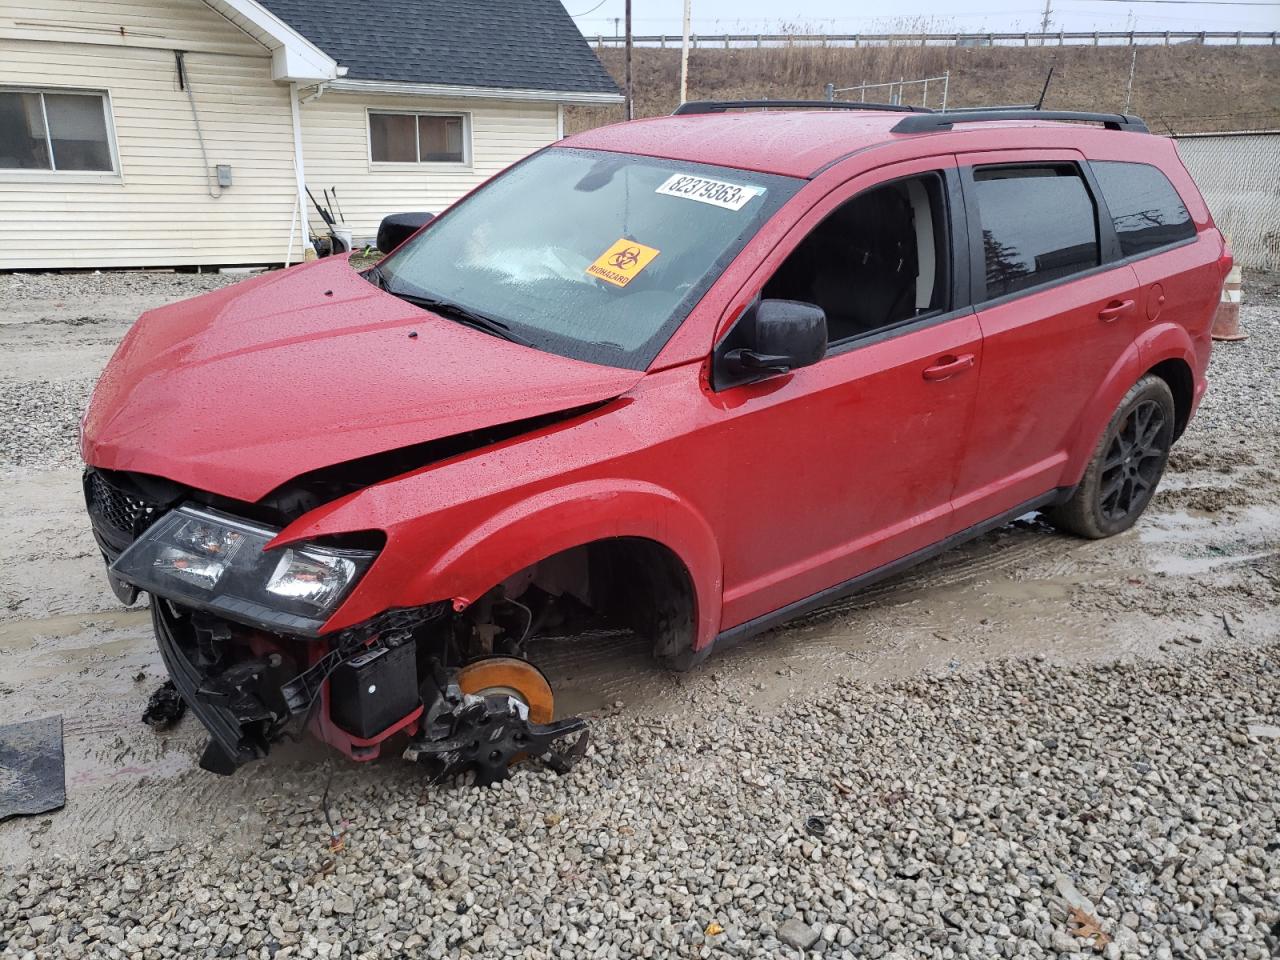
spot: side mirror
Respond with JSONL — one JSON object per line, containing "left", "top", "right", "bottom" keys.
{"left": 376, "top": 212, "right": 435, "bottom": 254}
{"left": 715, "top": 299, "right": 828, "bottom": 389}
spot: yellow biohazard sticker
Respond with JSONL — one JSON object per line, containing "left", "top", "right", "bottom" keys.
{"left": 586, "top": 238, "right": 660, "bottom": 288}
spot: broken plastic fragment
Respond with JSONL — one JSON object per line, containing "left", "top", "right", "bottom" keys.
{"left": 141, "top": 680, "right": 186, "bottom": 730}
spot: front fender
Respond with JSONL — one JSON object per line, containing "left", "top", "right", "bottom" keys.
{"left": 424, "top": 479, "right": 724, "bottom": 652}
{"left": 302, "top": 478, "right": 724, "bottom": 652}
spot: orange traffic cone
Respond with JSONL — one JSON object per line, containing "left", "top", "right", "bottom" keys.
{"left": 1211, "top": 266, "right": 1247, "bottom": 342}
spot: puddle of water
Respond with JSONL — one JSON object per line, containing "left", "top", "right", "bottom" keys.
{"left": 982, "top": 579, "right": 1074, "bottom": 602}
{"left": 1139, "top": 505, "right": 1280, "bottom": 546}
{"left": 1137, "top": 505, "right": 1280, "bottom": 578}
{"left": 0, "top": 609, "right": 150, "bottom": 647}
{"left": 1150, "top": 549, "right": 1276, "bottom": 576}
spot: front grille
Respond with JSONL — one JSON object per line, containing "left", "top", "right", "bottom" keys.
{"left": 84, "top": 469, "right": 162, "bottom": 555}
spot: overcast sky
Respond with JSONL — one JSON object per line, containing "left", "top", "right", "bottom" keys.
{"left": 566, "top": 0, "right": 1280, "bottom": 36}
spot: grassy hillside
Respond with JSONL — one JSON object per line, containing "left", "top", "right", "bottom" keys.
{"left": 567, "top": 43, "right": 1280, "bottom": 135}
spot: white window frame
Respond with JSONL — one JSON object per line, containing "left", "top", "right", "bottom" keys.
{"left": 366, "top": 108, "right": 471, "bottom": 169}
{"left": 0, "top": 86, "right": 121, "bottom": 181}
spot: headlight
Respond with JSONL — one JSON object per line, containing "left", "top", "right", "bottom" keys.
{"left": 110, "top": 505, "right": 377, "bottom": 635}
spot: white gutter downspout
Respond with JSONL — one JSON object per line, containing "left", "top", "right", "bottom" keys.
{"left": 288, "top": 81, "right": 310, "bottom": 262}
{"left": 300, "top": 82, "right": 329, "bottom": 105}
{"left": 556, "top": 104, "right": 564, "bottom": 140}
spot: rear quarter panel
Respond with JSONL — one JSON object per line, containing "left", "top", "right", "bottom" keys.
{"left": 1060, "top": 134, "right": 1226, "bottom": 481}
{"left": 1078, "top": 133, "right": 1226, "bottom": 414}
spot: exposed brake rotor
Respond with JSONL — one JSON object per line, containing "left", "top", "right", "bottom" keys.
{"left": 404, "top": 656, "right": 589, "bottom": 786}
{"left": 456, "top": 656, "right": 554, "bottom": 723}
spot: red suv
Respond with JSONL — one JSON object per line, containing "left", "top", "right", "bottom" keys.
{"left": 82, "top": 102, "right": 1230, "bottom": 781}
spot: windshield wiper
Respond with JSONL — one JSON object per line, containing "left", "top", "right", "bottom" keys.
{"left": 370, "top": 274, "right": 531, "bottom": 348}
{"left": 405, "top": 294, "right": 532, "bottom": 348}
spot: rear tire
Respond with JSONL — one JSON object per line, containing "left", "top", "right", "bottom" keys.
{"left": 1047, "top": 375, "right": 1176, "bottom": 540}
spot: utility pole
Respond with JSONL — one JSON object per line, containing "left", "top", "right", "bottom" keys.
{"left": 679, "top": 0, "right": 692, "bottom": 106}
{"left": 1039, "top": 0, "right": 1053, "bottom": 38}
{"left": 1123, "top": 44, "right": 1138, "bottom": 112}
{"left": 624, "top": 0, "right": 634, "bottom": 120}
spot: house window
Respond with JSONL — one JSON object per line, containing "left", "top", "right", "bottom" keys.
{"left": 0, "top": 89, "right": 115, "bottom": 172}
{"left": 369, "top": 112, "right": 466, "bottom": 164}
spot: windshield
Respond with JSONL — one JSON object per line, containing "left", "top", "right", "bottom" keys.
{"left": 374, "top": 147, "right": 802, "bottom": 370}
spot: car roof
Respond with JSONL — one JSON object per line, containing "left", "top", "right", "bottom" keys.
{"left": 560, "top": 110, "right": 1150, "bottom": 179}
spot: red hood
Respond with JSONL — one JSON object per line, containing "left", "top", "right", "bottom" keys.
{"left": 82, "top": 257, "right": 643, "bottom": 502}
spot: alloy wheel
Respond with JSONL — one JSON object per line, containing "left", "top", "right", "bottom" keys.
{"left": 1098, "top": 398, "right": 1168, "bottom": 522}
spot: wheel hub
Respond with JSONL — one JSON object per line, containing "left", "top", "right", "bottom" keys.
{"left": 456, "top": 656, "right": 554, "bottom": 723}
{"left": 403, "top": 657, "right": 588, "bottom": 786}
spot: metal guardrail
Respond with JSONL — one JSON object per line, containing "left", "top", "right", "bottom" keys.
{"left": 593, "top": 30, "right": 1280, "bottom": 49}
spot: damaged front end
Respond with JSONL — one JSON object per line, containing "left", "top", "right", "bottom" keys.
{"left": 85, "top": 468, "right": 589, "bottom": 782}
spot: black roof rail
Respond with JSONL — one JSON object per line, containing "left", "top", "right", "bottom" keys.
{"left": 673, "top": 99, "right": 933, "bottom": 116}
{"left": 891, "top": 109, "right": 1149, "bottom": 134}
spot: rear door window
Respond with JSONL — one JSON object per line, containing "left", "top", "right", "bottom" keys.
{"left": 1091, "top": 160, "right": 1196, "bottom": 257}
{"left": 971, "top": 165, "right": 1100, "bottom": 300}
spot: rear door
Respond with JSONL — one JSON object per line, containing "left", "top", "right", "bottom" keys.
{"left": 950, "top": 151, "right": 1142, "bottom": 531}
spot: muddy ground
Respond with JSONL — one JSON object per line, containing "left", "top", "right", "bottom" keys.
{"left": 0, "top": 268, "right": 1276, "bottom": 872}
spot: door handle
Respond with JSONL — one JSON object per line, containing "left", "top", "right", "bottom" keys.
{"left": 1098, "top": 299, "right": 1135, "bottom": 322}
{"left": 922, "top": 353, "right": 975, "bottom": 381}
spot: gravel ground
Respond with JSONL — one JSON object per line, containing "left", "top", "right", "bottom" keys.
{"left": 2, "top": 648, "right": 1278, "bottom": 959}
{"left": 0, "top": 380, "right": 93, "bottom": 469}
{"left": 0, "top": 269, "right": 1277, "bottom": 960}
{"left": 0, "top": 269, "right": 236, "bottom": 470}
{"left": 0, "top": 270, "right": 234, "bottom": 313}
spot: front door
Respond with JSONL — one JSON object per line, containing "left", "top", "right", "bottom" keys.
{"left": 950, "top": 153, "right": 1142, "bottom": 531}
{"left": 711, "top": 159, "right": 983, "bottom": 629}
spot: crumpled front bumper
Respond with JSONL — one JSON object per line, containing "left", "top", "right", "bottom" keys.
{"left": 151, "top": 602, "right": 290, "bottom": 774}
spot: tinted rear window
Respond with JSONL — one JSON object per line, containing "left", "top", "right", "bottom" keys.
{"left": 1092, "top": 160, "right": 1196, "bottom": 257}
{"left": 972, "top": 165, "right": 1100, "bottom": 300}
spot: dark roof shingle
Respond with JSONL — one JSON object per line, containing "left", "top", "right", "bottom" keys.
{"left": 259, "top": 0, "right": 620, "bottom": 95}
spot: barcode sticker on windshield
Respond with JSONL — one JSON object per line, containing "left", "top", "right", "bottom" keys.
{"left": 655, "top": 174, "right": 764, "bottom": 211}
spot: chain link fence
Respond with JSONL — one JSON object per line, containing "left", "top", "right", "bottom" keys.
{"left": 1177, "top": 131, "right": 1280, "bottom": 271}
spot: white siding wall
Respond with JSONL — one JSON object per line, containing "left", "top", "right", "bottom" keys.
{"left": 0, "top": 0, "right": 298, "bottom": 269}
{"left": 299, "top": 92, "right": 559, "bottom": 243}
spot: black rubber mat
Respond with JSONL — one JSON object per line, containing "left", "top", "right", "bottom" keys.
{"left": 0, "top": 716, "right": 66, "bottom": 822}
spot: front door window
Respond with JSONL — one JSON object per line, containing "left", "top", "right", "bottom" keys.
{"left": 762, "top": 173, "right": 951, "bottom": 344}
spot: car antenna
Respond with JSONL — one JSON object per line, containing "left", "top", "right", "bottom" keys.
{"left": 1035, "top": 66, "right": 1055, "bottom": 110}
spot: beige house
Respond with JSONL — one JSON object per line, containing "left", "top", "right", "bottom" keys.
{"left": 0, "top": 0, "right": 622, "bottom": 269}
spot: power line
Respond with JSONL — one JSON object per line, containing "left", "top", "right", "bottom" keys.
{"left": 567, "top": 0, "right": 610, "bottom": 16}
{"left": 576, "top": 12, "right": 1048, "bottom": 22}
{"left": 1065, "top": 0, "right": 1280, "bottom": 5}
